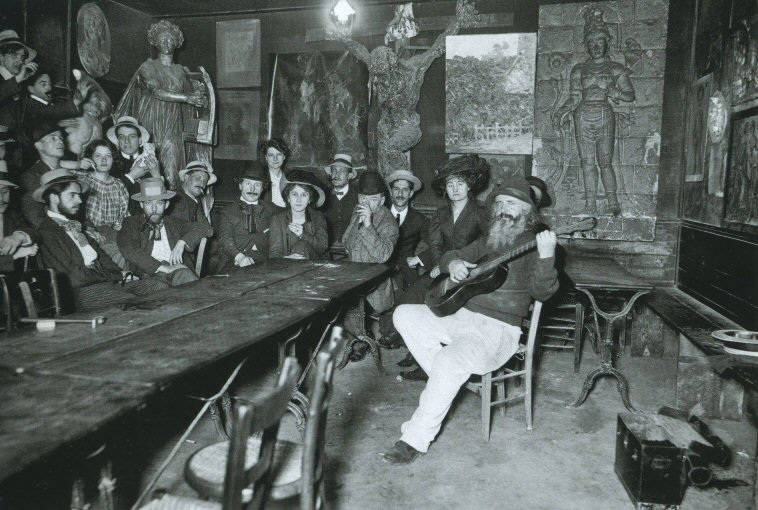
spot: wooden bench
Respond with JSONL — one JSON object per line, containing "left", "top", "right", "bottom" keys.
{"left": 646, "top": 287, "right": 755, "bottom": 420}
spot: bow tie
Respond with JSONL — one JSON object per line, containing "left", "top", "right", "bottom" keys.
{"left": 240, "top": 203, "right": 258, "bottom": 233}
{"left": 142, "top": 220, "right": 164, "bottom": 241}
{"left": 334, "top": 190, "right": 345, "bottom": 197}
{"left": 52, "top": 218, "right": 89, "bottom": 247}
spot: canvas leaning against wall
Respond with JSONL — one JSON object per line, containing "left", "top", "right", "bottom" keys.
{"left": 445, "top": 33, "right": 536, "bottom": 155}
{"left": 533, "top": 1, "right": 669, "bottom": 241}
{"left": 216, "top": 19, "right": 261, "bottom": 88}
{"left": 216, "top": 90, "right": 260, "bottom": 161}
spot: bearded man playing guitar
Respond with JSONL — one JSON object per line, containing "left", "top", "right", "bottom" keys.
{"left": 383, "top": 176, "right": 560, "bottom": 464}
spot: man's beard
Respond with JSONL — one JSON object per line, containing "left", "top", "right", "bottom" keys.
{"left": 146, "top": 213, "right": 163, "bottom": 224}
{"left": 486, "top": 214, "right": 528, "bottom": 251}
{"left": 59, "top": 204, "right": 80, "bottom": 219}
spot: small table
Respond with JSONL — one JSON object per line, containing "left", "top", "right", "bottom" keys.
{"left": 564, "top": 257, "right": 653, "bottom": 410}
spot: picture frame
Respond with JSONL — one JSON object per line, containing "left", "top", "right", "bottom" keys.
{"left": 723, "top": 105, "right": 758, "bottom": 234}
{"left": 216, "top": 19, "right": 261, "bottom": 88}
{"left": 215, "top": 90, "right": 260, "bottom": 161}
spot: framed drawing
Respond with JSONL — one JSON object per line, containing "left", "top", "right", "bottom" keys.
{"left": 723, "top": 106, "right": 758, "bottom": 232}
{"left": 216, "top": 90, "right": 260, "bottom": 161}
{"left": 216, "top": 19, "right": 261, "bottom": 88}
{"left": 445, "top": 33, "right": 536, "bottom": 155}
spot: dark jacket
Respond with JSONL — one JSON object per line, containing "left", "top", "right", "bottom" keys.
{"left": 418, "top": 199, "right": 488, "bottom": 269}
{"left": 20, "top": 160, "right": 54, "bottom": 228}
{"left": 269, "top": 208, "right": 329, "bottom": 261}
{"left": 440, "top": 231, "right": 559, "bottom": 327}
{"left": 38, "top": 215, "right": 122, "bottom": 289}
{"left": 0, "top": 210, "right": 39, "bottom": 273}
{"left": 0, "top": 76, "right": 20, "bottom": 106}
{"left": 212, "top": 200, "right": 276, "bottom": 269}
{"left": 169, "top": 188, "right": 212, "bottom": 230}
{"left": 112, "top": 152, "right": 144, "bottom": 216}
{"left": 20, "top": 95, "right": 80, "bottom": 136}
{"left": 117, "top": 213, "right": 213, "bottom": 276}
{"left": 388, "top": 205, "right": 428, "bottom": 287}
{"left": 323, "top": 184, "right": 359, "bottom": 246}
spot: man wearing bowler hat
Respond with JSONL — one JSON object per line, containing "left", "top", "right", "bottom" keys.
{"left": 382, "top": 176, "right": 559, "bottom": 464}
{"left": 212, "top": 161, "right": 277, "bottom": 271}
{"left": 117, "top": 177, "right": 212, "bottom": 287}
{"left": 342, "top": 170, "right": 399, "bottom": 360}
{"left": 35, "top": 169, "right": 164, "bottom": 311}
{"left": 323, "top": 153, "right": 361, "bottom": 248}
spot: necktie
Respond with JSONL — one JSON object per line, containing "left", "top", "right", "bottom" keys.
{"left": 241, "top": 203, "right": 257, "bottom": 234}
{"left": 396, "top": 213, "right": 401, "bottom": 225}
{"left": 335, "top": 191, "right": 345, "bottom": 197}
{"left": 142, "top": 220, "right": 163, "bottom": 241}
{"left": 52, "top": 218, "right": 90, "bottom": 247}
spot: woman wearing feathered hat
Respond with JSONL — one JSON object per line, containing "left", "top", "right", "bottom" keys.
{"left": 268, "top": 169, "right": 328, "bottom": 260}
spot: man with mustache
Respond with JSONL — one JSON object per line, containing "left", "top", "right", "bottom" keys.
{"left": 383, "top": 176, "right": 559, "bottom": 464}
{"left": 212, "top": 161, "right": 276, "bottom": 271}
{"left": 117, "top": 178, "right": 212, "bottom": 287}
{"left": 20, "top": 123, "right": 67, "bottom": 228}
{"left": 0, "top": 172, "right": 38, "bottom": 272}
{"left": 170, "top": 160, "right": 216, "bottom": 230}
{"left": 0, "top": 30, "right": 37, "bottom": 112}
{"left": 323, "top": 153, "right": 360, "bottom": 250}
{"left": 20, "top": 69, "right": 91, "bottom": 136}
{"left": 35, "top": 169, "right": 164, "bottom": 311}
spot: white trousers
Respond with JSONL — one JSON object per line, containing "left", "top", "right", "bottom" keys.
{"left": 393, "top": 304, "right": 522, "bottom": 452}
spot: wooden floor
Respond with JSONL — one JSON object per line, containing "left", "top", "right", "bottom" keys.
{"left": 132, "top": 343, "right": 757, "bottom": 510}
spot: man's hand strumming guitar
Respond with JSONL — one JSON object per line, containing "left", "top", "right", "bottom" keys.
{"left": 536, "top": 230, "right": 557, "bottom": 259}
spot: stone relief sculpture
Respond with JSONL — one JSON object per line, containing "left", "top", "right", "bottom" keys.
{"left": 551, "top": 7, "right": 635, "bottom": 216}
{"left": 327, "top": 0, "right": 482, "bottom": 177}
{"left": 59, "top": 69, "right": 113, "bottom": 157}
{"left": 77, "top": 3, "right": 111, "bottom": 78}
{"left": 115, "top": 20, "right": 213, "bottom": 189}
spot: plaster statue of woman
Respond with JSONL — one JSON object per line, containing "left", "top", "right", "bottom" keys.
{"left": 552, "top": 8, "right": 635, "bottom": 216}
{"left": 328, "top": 0, "right": 481, "bottom": 177}
{"left": 115, "top": 20, "right": 208, "bottom": 188}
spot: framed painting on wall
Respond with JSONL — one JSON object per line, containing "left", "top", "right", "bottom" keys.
{"left": 216, "top": 19, "right": 261, "bottom": 88}
{"left": 723, "top": 106, "right": 758, "bottom": 233}
{"left": 215, "top": 90, "right": 260, "bottom": 161}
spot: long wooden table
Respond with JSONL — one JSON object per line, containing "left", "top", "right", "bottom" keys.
{"left": 564, "top": 256, "right": 654, "bottom": 410}
{"left": 0, "top": 259, "right": 390, "bottom": 482}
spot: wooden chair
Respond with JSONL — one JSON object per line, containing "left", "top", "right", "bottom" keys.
{"left": 142, "top": 357, "right": 301, "bottom": 510}
{"left": 17, "top": 268, "right": 62, "bottom": 319}
{"left": 0, "top": 274, "right": 14, "bottom": 332}
{"left": 464, "top": 301, "right": 543, "bottom": 442}
{"left": 180, "top": 329, "right": 346, "bottom": 510}
{"left": 538, "top": 291, "right": 586, "bottom": 373}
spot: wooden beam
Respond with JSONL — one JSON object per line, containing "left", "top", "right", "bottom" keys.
{"left": 305, "top": 12, "right": 514, "bottom": 44}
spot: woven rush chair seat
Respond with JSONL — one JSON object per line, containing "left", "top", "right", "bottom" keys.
{"left": 141, "top": 494, "right": 221, "bottom": 510}
{"left": 185, "top": 436, "right": 311, "bottom": 501}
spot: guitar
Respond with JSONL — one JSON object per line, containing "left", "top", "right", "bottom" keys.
{"left": 425, "top": 217, "right": 597, "bottom": 317}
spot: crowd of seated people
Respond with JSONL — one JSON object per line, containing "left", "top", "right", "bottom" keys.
{"left": 0, "top": 29, "right": 556, "bottom": 388}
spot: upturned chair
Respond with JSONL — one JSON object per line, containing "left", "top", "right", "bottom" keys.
{"left": 465, "top": 301, "right": 543, "bottom": 441}
{"left": 142, "top": 357, "right": 301, "bottom": 510}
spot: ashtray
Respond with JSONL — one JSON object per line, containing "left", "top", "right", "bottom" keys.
{"left": 711, "top": 330, "right": 758, "bottom": 356}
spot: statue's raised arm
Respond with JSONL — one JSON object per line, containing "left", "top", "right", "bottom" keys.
{"left": 325, "top": 24, "right": 371, "bottom": 65}
{"left": 408, "top": 0, "right": 482, "bottom": 71}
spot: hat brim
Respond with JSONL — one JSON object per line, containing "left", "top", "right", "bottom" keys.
{"left": 386, "top": 171, "right": 422, "bottom": 191}
{"left": 107, "top": 122, "right": 150, "bottom": 146}
{"left": 179, "top": 168, "right": 217, "bottom": 186}
{"left": 131, "top": 191, "right": 176, "bottom": 201}
{"left": 282, "top": 180, "right": 325, "bottom": 208}
{"left": 32, "top": 177, "right": 89, "bottom": 203}
{"left": 0, "top": 41, "right": 36, "bottom": 63}
{"left": 0, "top": 179, "right": 18, "bottom": 188}
{"left": 324, "top": 164, "right": 358, "bottom": 180}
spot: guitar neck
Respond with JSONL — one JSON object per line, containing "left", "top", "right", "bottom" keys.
{"left": 469, "top": 241, "right": 537, "bottom": 278}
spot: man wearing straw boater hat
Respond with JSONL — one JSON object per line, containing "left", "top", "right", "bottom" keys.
{"left": 0, "top": 30, "right": 38, "bottom": 108}
{"left": 382, "top": 176, "right": 559, "bottom": 464}
{"left": 323, "top": 153, "right": 361, "bottom": 248}
{"left": 212, "top": 161, "right": 277, "bottom": 271}
{"left": 35, "top": 169, "right": 164, "bottom": 311}
{"left": 170, "top": 160, "right": 216, "bottom": 228}
{"left": 117, "top": 177, "right": 212, "bottom": 287}
{"left": 0, "top": 170, "right": 38, "bottom": 272}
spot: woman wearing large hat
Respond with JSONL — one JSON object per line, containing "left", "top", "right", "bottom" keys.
{"left": 268, "top": 169, "right": 328, "bottom": 260}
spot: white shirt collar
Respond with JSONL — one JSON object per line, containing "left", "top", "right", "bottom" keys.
{"left": 0, "top": 66, "right": 13, "bottom": 80}
{"left": 47, "top": 210, "right": 68, "bottom": 221}
{"left": 30, "top": 95, "right": 49, "bottom": 105}
{"left": 121, "top": 150, "right": 138, "bottom": 159}
{"left": 240, "top": 197, "right": 259, "bottom": 205}
{"left": 334, "top": 184, "right": 349, "bottom": 194}
{"left": 390, "top": 205, "right": 409, "bottom": 225}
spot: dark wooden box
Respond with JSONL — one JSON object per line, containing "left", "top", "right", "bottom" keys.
{"left": 614, "top": 414, "right": 688, "bottom": 509}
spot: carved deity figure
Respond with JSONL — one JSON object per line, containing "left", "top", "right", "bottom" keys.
{"left": 60, "top": 69, "right": 113, "bottom": 157}
{"left": 329, "top": 0, "right": 481, "bottom": 177}
{"left": 115, "top": 20, "right": 208, "bottom": 188}
{"left": 552, "top": 8, "right": 635, "bottom": 215}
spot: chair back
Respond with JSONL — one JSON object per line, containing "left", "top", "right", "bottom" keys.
{"left": 0, "top": 274, "right": 13, "bottom": 331}
{"left": 222, "top": 357, "right": 301, "bottom": 510}
{"left": 523, "top": 300, "right": 543, "bottom": 354}
{"left": 300, "top": 326, "right": 347, "bottom": 510}
{"left": 17, "top": 268, "right": 61, "bottom": 319}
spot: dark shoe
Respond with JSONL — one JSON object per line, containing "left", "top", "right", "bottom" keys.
{"left": 377, "top": 331, "right": 403, "bottom": 349}
{"left": 400, "top": 367, "right": 428, "bottom": 381}
{"left": 397, "top": 352, "right": 417, "bottom": 368}
{"left": 382, "top": 441, "right": 422, "bottom": 464}
{"left": 349, "top": 341, "right": 370, "bottom": 362}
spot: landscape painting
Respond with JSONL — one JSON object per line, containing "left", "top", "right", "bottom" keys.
{"left": 445, "top": 33, "right": 536, "bottom": 155}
